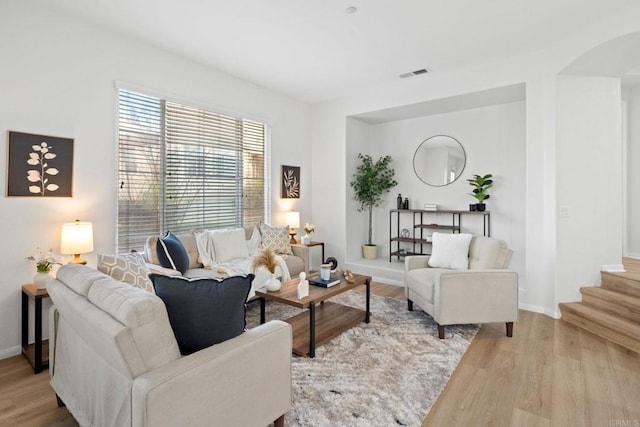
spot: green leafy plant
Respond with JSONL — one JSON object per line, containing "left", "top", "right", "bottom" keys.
{"left": 350, "top": 153, "right": 398, "bottom": 245}
{"left": 467, "top": 173, "right": 493, "bottom": 204}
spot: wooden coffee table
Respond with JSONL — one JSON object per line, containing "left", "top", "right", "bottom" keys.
{"left": 256, "top": 272, "right": 371, "bottom": 358}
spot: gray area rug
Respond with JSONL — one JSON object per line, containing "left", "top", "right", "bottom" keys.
{"left": 246, "top": 291, "right": 479, "bottom": 427}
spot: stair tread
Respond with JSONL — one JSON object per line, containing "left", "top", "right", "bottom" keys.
{"left": 559, "top": 302, "right": 640, "bottom": 338}
{"left": 580, "top": 287, "right": 640, "bottom": 308}
{"left": 602, "top": 270, "right": 640, "bottom": 281}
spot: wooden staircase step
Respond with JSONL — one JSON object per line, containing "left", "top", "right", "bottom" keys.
{"left": 623, "top": 257, "right": 640, "bottom": 274}
{"left": 580, "top": 287, "right": 640, "bottom": 323}
{"left": 600, "top": 271, "right": 640, "bottom": 299}
{"left": 559, "top": 302, "right": 640, "bottom": 354}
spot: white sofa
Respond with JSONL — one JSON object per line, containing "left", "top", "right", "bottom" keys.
{"left": 144, "top": 227, "right": 309, "bottom": 280}
{"left": 404, "top": 236, "right": 518, "bottom": 339}
{"left": 48, "top": 264, "right": 292, "bottom": 427}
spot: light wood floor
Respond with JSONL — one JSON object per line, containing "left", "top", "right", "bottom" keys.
{"left": 2, "top": 282, "right": 639, "bottom": 426}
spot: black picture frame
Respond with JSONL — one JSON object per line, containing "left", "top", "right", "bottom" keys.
{"left": 7, "top": 131, "right": 74, "bottom": 197}
{"left": 281, "top": 165, "right": 300, "bottom": 199}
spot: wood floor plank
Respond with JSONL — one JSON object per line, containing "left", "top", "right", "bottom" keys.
{"left": 550, "top": 355, "right": 590, "bottom": 426}
{"left": 509, "top": 408, "right": 551, "bottom": 427}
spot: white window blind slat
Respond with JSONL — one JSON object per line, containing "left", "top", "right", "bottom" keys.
{"left": 117, "top": 89, "right": 268, "bottom": 252}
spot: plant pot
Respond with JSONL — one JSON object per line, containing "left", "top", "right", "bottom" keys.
{"left": 34, "top": 272, "right": 51, "bottom": 290}
{"left": 362, "top": 244, "right": 377, "bottom": 260}
{"left": 301, "top": 234, "right": 312, "bottom": 245}
{"left": 476, "top": 203, "right": 486, "bottom": 212}
{"left": 469, "top": 204, "right": 477, "bottom": 211}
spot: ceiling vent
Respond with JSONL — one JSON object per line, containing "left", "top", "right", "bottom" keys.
{"left": 399, "top": 68, "right": 430, "bottom": 78}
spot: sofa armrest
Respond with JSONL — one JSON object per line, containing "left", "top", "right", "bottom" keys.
{"left": 290, "top": 244, "right": 310, "bottom": 273}
{"left": 131, "top": 320, "right": 292, "bottom": 427}
{"left": 434, "top": 270, "right": 518, "bottom": 325}
{"left": 404, "top": 256, "right": 430, "bottom": 273}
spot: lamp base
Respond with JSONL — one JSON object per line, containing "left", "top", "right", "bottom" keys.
{"left": 289, "top": 231, "right": 297, "bottom": 244}
{"left": 68, "top": 254, "right": 87, "bottom": 265}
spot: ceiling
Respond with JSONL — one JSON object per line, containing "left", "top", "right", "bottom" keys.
{"left": 48, "top": 0, "right": 637, "bottom": 104}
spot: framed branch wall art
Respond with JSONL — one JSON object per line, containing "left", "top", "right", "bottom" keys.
{"left": 281, "top": 165, "right": 300, "bottom": 199}
{"left": 7, "top": 131, "right": 74, "bottom": 197}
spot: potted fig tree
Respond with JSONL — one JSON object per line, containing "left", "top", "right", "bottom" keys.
{"left": 350, "top": 153, "right": 397, "bottom": 259}
{"left": 467, "top": 173, "right": 493, "bottom": 211}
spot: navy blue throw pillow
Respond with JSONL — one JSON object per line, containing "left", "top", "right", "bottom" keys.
{"left": 156, "top": 232, "right": 190, "bottom": 274}
{"left": 150, "top": 274, "right": 254, "bottom": 355}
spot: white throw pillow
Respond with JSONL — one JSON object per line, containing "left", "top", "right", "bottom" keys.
{"left": 428, "top": 232, "right": 473, "bottom": 270}
{"left": 212, "top": 228, "right": 250, "bottom": 263}
{"left": 246, "top": 226, "right": 261, "bottom": 257}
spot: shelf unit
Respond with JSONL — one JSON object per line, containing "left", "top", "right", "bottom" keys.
{"left": 389, "top": 209, "right": 491, "bottom": 261}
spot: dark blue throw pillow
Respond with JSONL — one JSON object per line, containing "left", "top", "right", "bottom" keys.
{"left": 156, "top": 232, "right": 189, "bottom": 274}
{"left": 150, "top": 274, "right": 254, "bottom": 355}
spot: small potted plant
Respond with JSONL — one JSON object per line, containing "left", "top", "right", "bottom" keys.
{"left": 467, "top": 173, "right": 493, "bottom": 211}
{"left": 26, "top": 248, "right": 62, "bottom": 289}
{"left": 301, "top": 223, "right": 315, "bottom": 245}
{"left": 350, "top": 153, "right": 398, "bottom": 259}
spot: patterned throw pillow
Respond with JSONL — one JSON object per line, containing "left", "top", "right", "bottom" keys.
{"left": 97, "top": 252, "right": 154, "bottom": 292}
{"left": 258, "top": 223, "right": 292, "bottom": 255}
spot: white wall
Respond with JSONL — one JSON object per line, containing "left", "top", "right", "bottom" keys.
{"left": 555, "top": 76, "right": 623, "bottom": 303}
{"left": 626, "top": 85, "right": 640, "bottom": 257}
{"left": 312, "top": 8, "right": 640, "bottom": 316}
{"left": 344, "top": 102, "right": 526, "bottom": 285}
{"left": 0, "top": 2, "right": 311, "bottom": 359}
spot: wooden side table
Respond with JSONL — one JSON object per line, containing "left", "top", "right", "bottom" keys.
{"left": 292, "top": 241, "right": 325, "bottom": 266}
{"left": 21, "top": 284, "right": 50, "bottom": 374}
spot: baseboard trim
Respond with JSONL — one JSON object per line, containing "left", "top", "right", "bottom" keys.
{"left": 519, "top": 303, "right": 560, "bottom": 319}
{"left": 0, "top": 345, "right": 22, "bottom": 360}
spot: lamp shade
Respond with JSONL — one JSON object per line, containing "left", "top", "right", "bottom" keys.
{"left": 285, "top": 211, "right": 300, "bottom": 229}
{"left": 61, "top": 220, "right": 94, "bottom": 255}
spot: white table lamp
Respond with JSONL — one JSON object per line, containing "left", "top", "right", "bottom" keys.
{"left": 61, "top": 220, "right": 94, "bottom": 265}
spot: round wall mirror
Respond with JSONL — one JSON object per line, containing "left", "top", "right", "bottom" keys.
{"left": 413, "top": 135, "right": 466, "bottom": 186}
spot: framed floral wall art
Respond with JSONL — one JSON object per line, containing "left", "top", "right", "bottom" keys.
{"left": 281, "top": 165, "right": 300, "bottom": 199}
{"left": 7, "top": 131, "right": 74, "bottom": 197}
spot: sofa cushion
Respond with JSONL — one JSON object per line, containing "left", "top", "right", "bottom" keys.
{"left": 97, "top": 252, "right": 154, "bottom": 292}
{"left": 149, "top": 274, "right": 253, "bottom": 355}
{"left": 428, "top": 232, "right": 473, "bottom": 270}
{"left": 89, "top": 277, "right": 162, "bottom": 327}
{"left": 156, "top": 232, "right": 190, "bottom": 274}
{"left": 258, "top": 223, "right": 292, "bottom": 255}
{"left": 56, "top": 264, "right": 109, "bottom": 297}
{"left": 405, "top": 268, "right": 448, "bottom": 304}
{"left": 468, "top": 236, "right": 513, "bottom": 269}
{"left": 212, "top": 228, "right": 250, "bottom": 262}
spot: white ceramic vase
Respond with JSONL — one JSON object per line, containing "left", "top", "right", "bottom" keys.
{"left": 301, "top": 234, "right": 312, "bottom": 245}
{"left": 265, "top": 274, "right": 281, "bottom": 292}
{"left": 34, "top": 272, "right": 51, "bottom": 290}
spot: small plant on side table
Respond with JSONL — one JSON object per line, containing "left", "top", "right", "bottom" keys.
{"left": 467, "top": 173, "right": 493, "bottom": 211}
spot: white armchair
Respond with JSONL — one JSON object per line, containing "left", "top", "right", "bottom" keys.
{"left": 404, "top": 235, "right": 518, "bottom": 339}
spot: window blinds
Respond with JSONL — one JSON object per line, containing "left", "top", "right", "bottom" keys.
{"left": 117, "top": 89, "right": 268, "bottom": 252}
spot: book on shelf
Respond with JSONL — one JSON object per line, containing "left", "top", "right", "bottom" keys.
{"left": 308, "top": 275, "right": 341, "bottom": 288}
{"left": 423, "top": 204, "right": 438, "bottom": 211}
